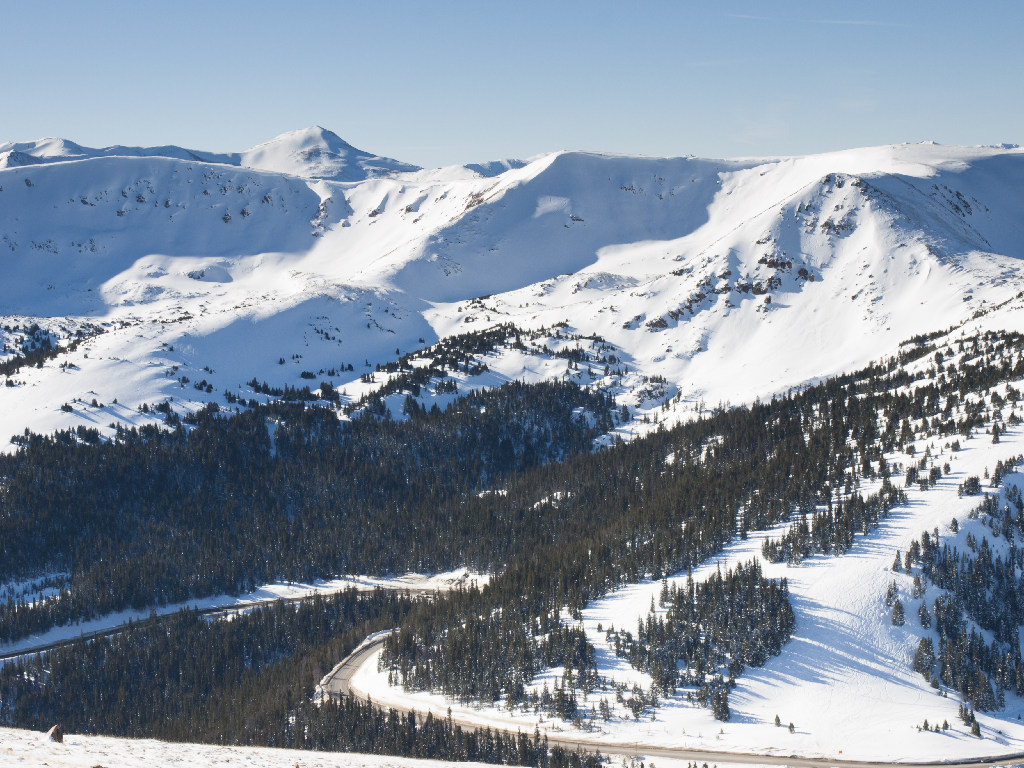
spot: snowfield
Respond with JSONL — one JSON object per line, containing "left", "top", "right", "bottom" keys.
{"left": 0, "top": 726, "right": 520, "bottom": 768}
{"left": 347, "top": 316, "right": 1024, "bottom": 763}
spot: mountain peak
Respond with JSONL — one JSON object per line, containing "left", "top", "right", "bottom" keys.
{"left": 240, "top": 126, "right": 419, "bottom": 181}
{"left": 252, "top": 126, "right": 355, "bottom": 154}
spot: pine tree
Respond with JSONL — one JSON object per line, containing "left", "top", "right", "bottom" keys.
{"left": 885, "top": 580, "right": 898, "bottom": 607}
{"left": 918, "top": 602, "right": 931, "bottom": 629}
{"left": 711, "top": 687, "right": 730, "bottom": 721}
{"left": 892, "top": 599, "right": 905, "bottom": 626}
{"left": 912, "top": 637, "right": 935, "bottom": 675}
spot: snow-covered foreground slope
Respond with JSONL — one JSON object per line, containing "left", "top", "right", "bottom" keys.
{"left": 1, "top": 134, "right": 1023, "bottom": 447}
{"left": 0, "top": 726, "right": 519, "bottom": 768}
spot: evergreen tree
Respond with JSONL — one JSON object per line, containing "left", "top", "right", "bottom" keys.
{"left": 892, "top": 599, "right": 905, "bottom": 626}
{"left": 918, "top": 601, "right": 932, "bottom": 629}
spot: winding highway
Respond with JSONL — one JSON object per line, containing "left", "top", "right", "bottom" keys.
{"left": 320, "top": 634, "right": 1024, "bottom": 768}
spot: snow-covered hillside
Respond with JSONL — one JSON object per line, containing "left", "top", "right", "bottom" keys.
{"left": 1, "top": 132, "right": 1023, "bottom": 447}
{"left": 0, "top": 726, "right": 519, "bottom": 768}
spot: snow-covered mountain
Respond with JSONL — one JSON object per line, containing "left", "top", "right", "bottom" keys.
{"left": 7, "top": 130, "right": 1024, "bottom": 767}
{"left": 1, "top": 130, "right": 1023, "bottom": 446}
{"left": 239, "top": 126, "right": 421, "bottom": 181}
{"left": 0, "top": 126, "right": 418, "bottom": 180}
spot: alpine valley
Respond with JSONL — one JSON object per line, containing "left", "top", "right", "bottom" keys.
{"left": 3, "top": 128, "right": 1024, "bottom": 768}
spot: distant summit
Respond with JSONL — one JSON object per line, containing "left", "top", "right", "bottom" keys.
{"left": 240, "top": 126, "right": 420, "bottom": 181}
{"left": 0, "top": 127, "right": 419, "bottom": 181}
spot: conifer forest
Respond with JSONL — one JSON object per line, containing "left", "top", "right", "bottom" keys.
{"left": 5, "top": 325, "right": 1024, "bottom": 762}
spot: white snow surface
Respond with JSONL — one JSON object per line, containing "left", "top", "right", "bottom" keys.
{"left": 239, "top": 126, "right": 421, "bottom": 181}
{"left": 349, "top": 332, "right": 1024, "bottom": 762}
{"left": 1, "top": 135, "right": 1023, "bottom": 448}
{"left": 0, "top": 726, "right": 520, "bottom": 768}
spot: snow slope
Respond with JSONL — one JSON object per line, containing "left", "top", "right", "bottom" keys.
{"left": 2, "top": 133, "right": 1023, "bottom": 449}
{"left": 0, "top": 726, "right": 520, "bottom": 768}
{"left": 240, "top": 126, "right": 421, "bottom": 180}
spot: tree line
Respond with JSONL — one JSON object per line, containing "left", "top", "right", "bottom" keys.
{"left": 381, "top": 330, "right": 1024, "bottom": 722}
{"left": 0, "top": 377, "right": 611, "bottom": 644}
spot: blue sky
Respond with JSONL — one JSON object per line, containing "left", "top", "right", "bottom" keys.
{"left": 2, "top": 1, "right": 1019, "bottom": 167}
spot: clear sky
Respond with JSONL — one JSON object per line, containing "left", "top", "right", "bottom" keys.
{"left": 2, "top": 0, "right": 1020, "bottom": 168}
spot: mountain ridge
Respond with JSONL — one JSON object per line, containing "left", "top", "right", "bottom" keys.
{"left": 1, "top": 132, "right": 1023, "bottom": 447}
{"left": 0, "top": 126, "right": 421, "bottom": 182}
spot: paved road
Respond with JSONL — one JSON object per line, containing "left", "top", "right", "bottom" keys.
{"left": 319, "top": 631, "right": 395, "bottom": 701}
{"left": 321, "top": 634, "right": 1024, "bottom": 768}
